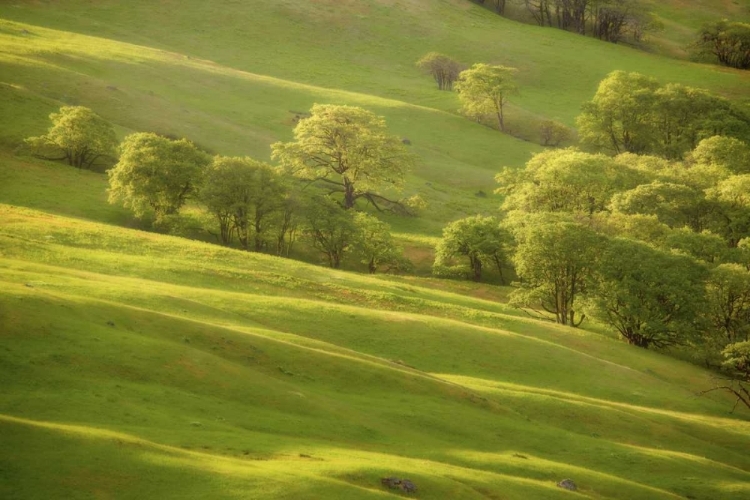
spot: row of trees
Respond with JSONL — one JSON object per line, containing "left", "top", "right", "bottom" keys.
{"left": 27, "top": 104, "right": 418, "bottom": 273}
{"left": 474, "top": 0, "right": 659, "bottom": 44}
{"left": 577, "top": 70, "right": 750, "bottom": 159}
{"left": 106, "top": 104, "right": 421, "bottom": 271}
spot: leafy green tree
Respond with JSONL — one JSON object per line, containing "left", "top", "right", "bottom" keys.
{"left": 578, "top": 72, "right": 750, "bottom": 158}
{"left": 273, "top": 189, "right": 304, "bottom": 258}
{"left": 609, "top": 181, "right": 707, "bottom": 231}
{"left": 108, "top": 132, "right": 210, "bottom": 219}
{"left": 664, "top": 228, "right": 728, "bottom": 264}
{"left": 694, "top": 20, "right": 750, "bottom": 70}
{"left": 651, "top": 84, "right": 719, "bottom": 159}
{"left": 511, "top": 221, "right": 603, "bottom": 326}
{"left": 705, "top": 264, "right": 750, "bottom": 344}
{"left": 706, "top": 174, "right": 750, "bottom": 247}
{"left": 690, "top": 136, "right": 750, "bottom": 175}
{"left": 416, "top": 52, "right": 462, "bottom": 91}
{"left": 304, "top": 196, "right": 358, "bottom": 268}
{"left": 352, "top": 213, "right": 403, "bottom": 274}
{"left": 539, "top": 119, "right": 572, "bottom": 147}
{"left": 434, "top": 215, "right": 512, "bottom": 283}
{"left": 498, "top": 149, "right": 643, "bottom": 215}
{"left": 577, "top": 71, "right": 659, "bottom": 154}
{"left": 200, "top": 156, "right": 286, "bottom": 250}
{"left": 455, "top": 63, "right": 518, "bottom": 132}
{"left": 25, "top": 106, "right": 117, "bottom": 170}
{"left": 585, "top": 238, "right": 706, "bottom": 348}
{"left": 272, "top": 104, "right": 415, "bottom": 212}
{"left": 592, "top": 212, "right": 671, "bottom": 245}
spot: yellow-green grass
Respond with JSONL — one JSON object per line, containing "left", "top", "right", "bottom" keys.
{"left": 2, "top": 0, "right": 750, "bottom": 237}
{"left": 1, "top": 203, "right": 749, "bottom": 499}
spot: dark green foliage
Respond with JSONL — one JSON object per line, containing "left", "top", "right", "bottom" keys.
{"left": 695, "top": 20, "right": 750, "bottom": 70}
{"left": 433, "top": 215, "right": 513, "bottom": 283}
{"left": 200, "top": 156, "right": 287, "bottom": 250}
{"left": 511, "top": 221, "right": 603, "bottom": 326}
{"left": 585, "top": 238, "right": 707, "bottom": 348}
{"left": 304, "top": 196, "right": 358, "bottom": 268}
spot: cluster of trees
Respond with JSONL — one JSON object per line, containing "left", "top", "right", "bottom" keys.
{"left": 28, "top": 104, "right": 418, "bottom": 273}
{"left": 433, "top": 136, "right": 750, "bottom": 406}
{"left": 417, "top": 53, "right": 521, "bottom": 134}
{"left": 418, "top": 53, "right": 572, "bottom": 145}
{"left": 474, "top": 0, "right": 660, "bottom": 44}
{"left": 577, "top": 70, "right": 750, "bottom": 159}
{"left": 694, "top": 20, "right": 750, "bottom": 70}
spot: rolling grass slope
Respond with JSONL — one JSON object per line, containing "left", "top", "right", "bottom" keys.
{"left": 1, "top": 203, "right": 750, "bottom": 499}
{"left": 2, "top": 2, "right": 750, "bottom": 498}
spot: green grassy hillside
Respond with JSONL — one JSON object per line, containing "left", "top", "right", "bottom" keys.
{"left": 2, "top": 1, "right": 750, "bottom": 498}
{"left": 2, "top": 202, "right": 750, "bottom": 500}
{"left": 2, "top": 0, "right": 750, "bottom": 235}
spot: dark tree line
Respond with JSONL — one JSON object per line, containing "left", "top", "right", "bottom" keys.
{"left": 473, "top": 0, "right": 659, "bottom": 44}
{"left": 694, "top": 20, "right": 750, "bottom": 70}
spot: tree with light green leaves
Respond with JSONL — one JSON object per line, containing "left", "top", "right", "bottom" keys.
{"left": 25, "top": 106, "right": 118, "bottom": 170}
{"left": 694, "top": 20, "right": 750, "bottom": 70}
{"left": 433, "top": 215, "right": 512, "bottom": 283}
{"left": 455, "top": 63, "right": 517, "bottom": 132}
{"left": 664, "top": 228, "right": 727, "bottom": 264}
{"left": 539, "top": 119, "right": 572, "bottom": 147}
{"left": 609, "top": 181, "right": 708, "bottom": 231}
{"left": 272, "top": 104, "right": 416, "bottom": 213}
{"left": 690, "top": 136, "right": 750, "bottom": 175}
{"left": 200, "top": 156, "right": 286, "bottom": 251}
{"left": 579, "top": 72, "right": 750, "bottom": 159}
{"left": 108, "top": 133, "right": 210, "bottom": 220}
{"left": 352, "top": 212, "right": 403, "bottom": 274}
{"left": 497, "top": 148, "right": 643, "bottom": 215}
{"left": 511, "top": 221, "right": 603, "bottom": 326}
{"left": 706, "top": 174, "right": 750, "bottom": 247}
{"left": 585, "top": 237, "right": 706, "bottom": 348}
{"left": 577, "top": 71, "right": 659, "bottom": 155}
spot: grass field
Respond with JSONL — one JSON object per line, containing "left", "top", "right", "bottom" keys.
{"left": 2, "top": 203, "right": 750, "bottom": 499}
{"left": 2, "top": 1, "right": 750, "bottom": 498}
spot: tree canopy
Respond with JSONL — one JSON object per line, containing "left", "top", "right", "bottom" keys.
{"left": 272, "top": 104, "right": 415, "bottom": 212}
{"left": 585, "top": 237, "right": 706, "bottom": 348}
{"left": 694, "top": 20, "right": 750, "bottom": 70}
{"left": 498, "top": 148, "right": 642, "bottom": 215}
{"left": 511, "top": 221, "right": 603, "bottom": 326}
{"left": 416, "top": 52, "right": 462, "bottom": 91}
{"left": 25, "top": 106, "right": 118, "bottom": 170}
{"left": 577, "top": 71, "right": 750, "bottom": 159}
{"left": 108, "top": 132, "right": 210, "bottom": 219}
{"left": 455, "top": 63, "right": 517, "bottom": 132}
{"left": 200, "top": 156, "right": 286, "bottom": 250}
{"left": 433, "top": 215, "right": 512, "bottom": 283}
